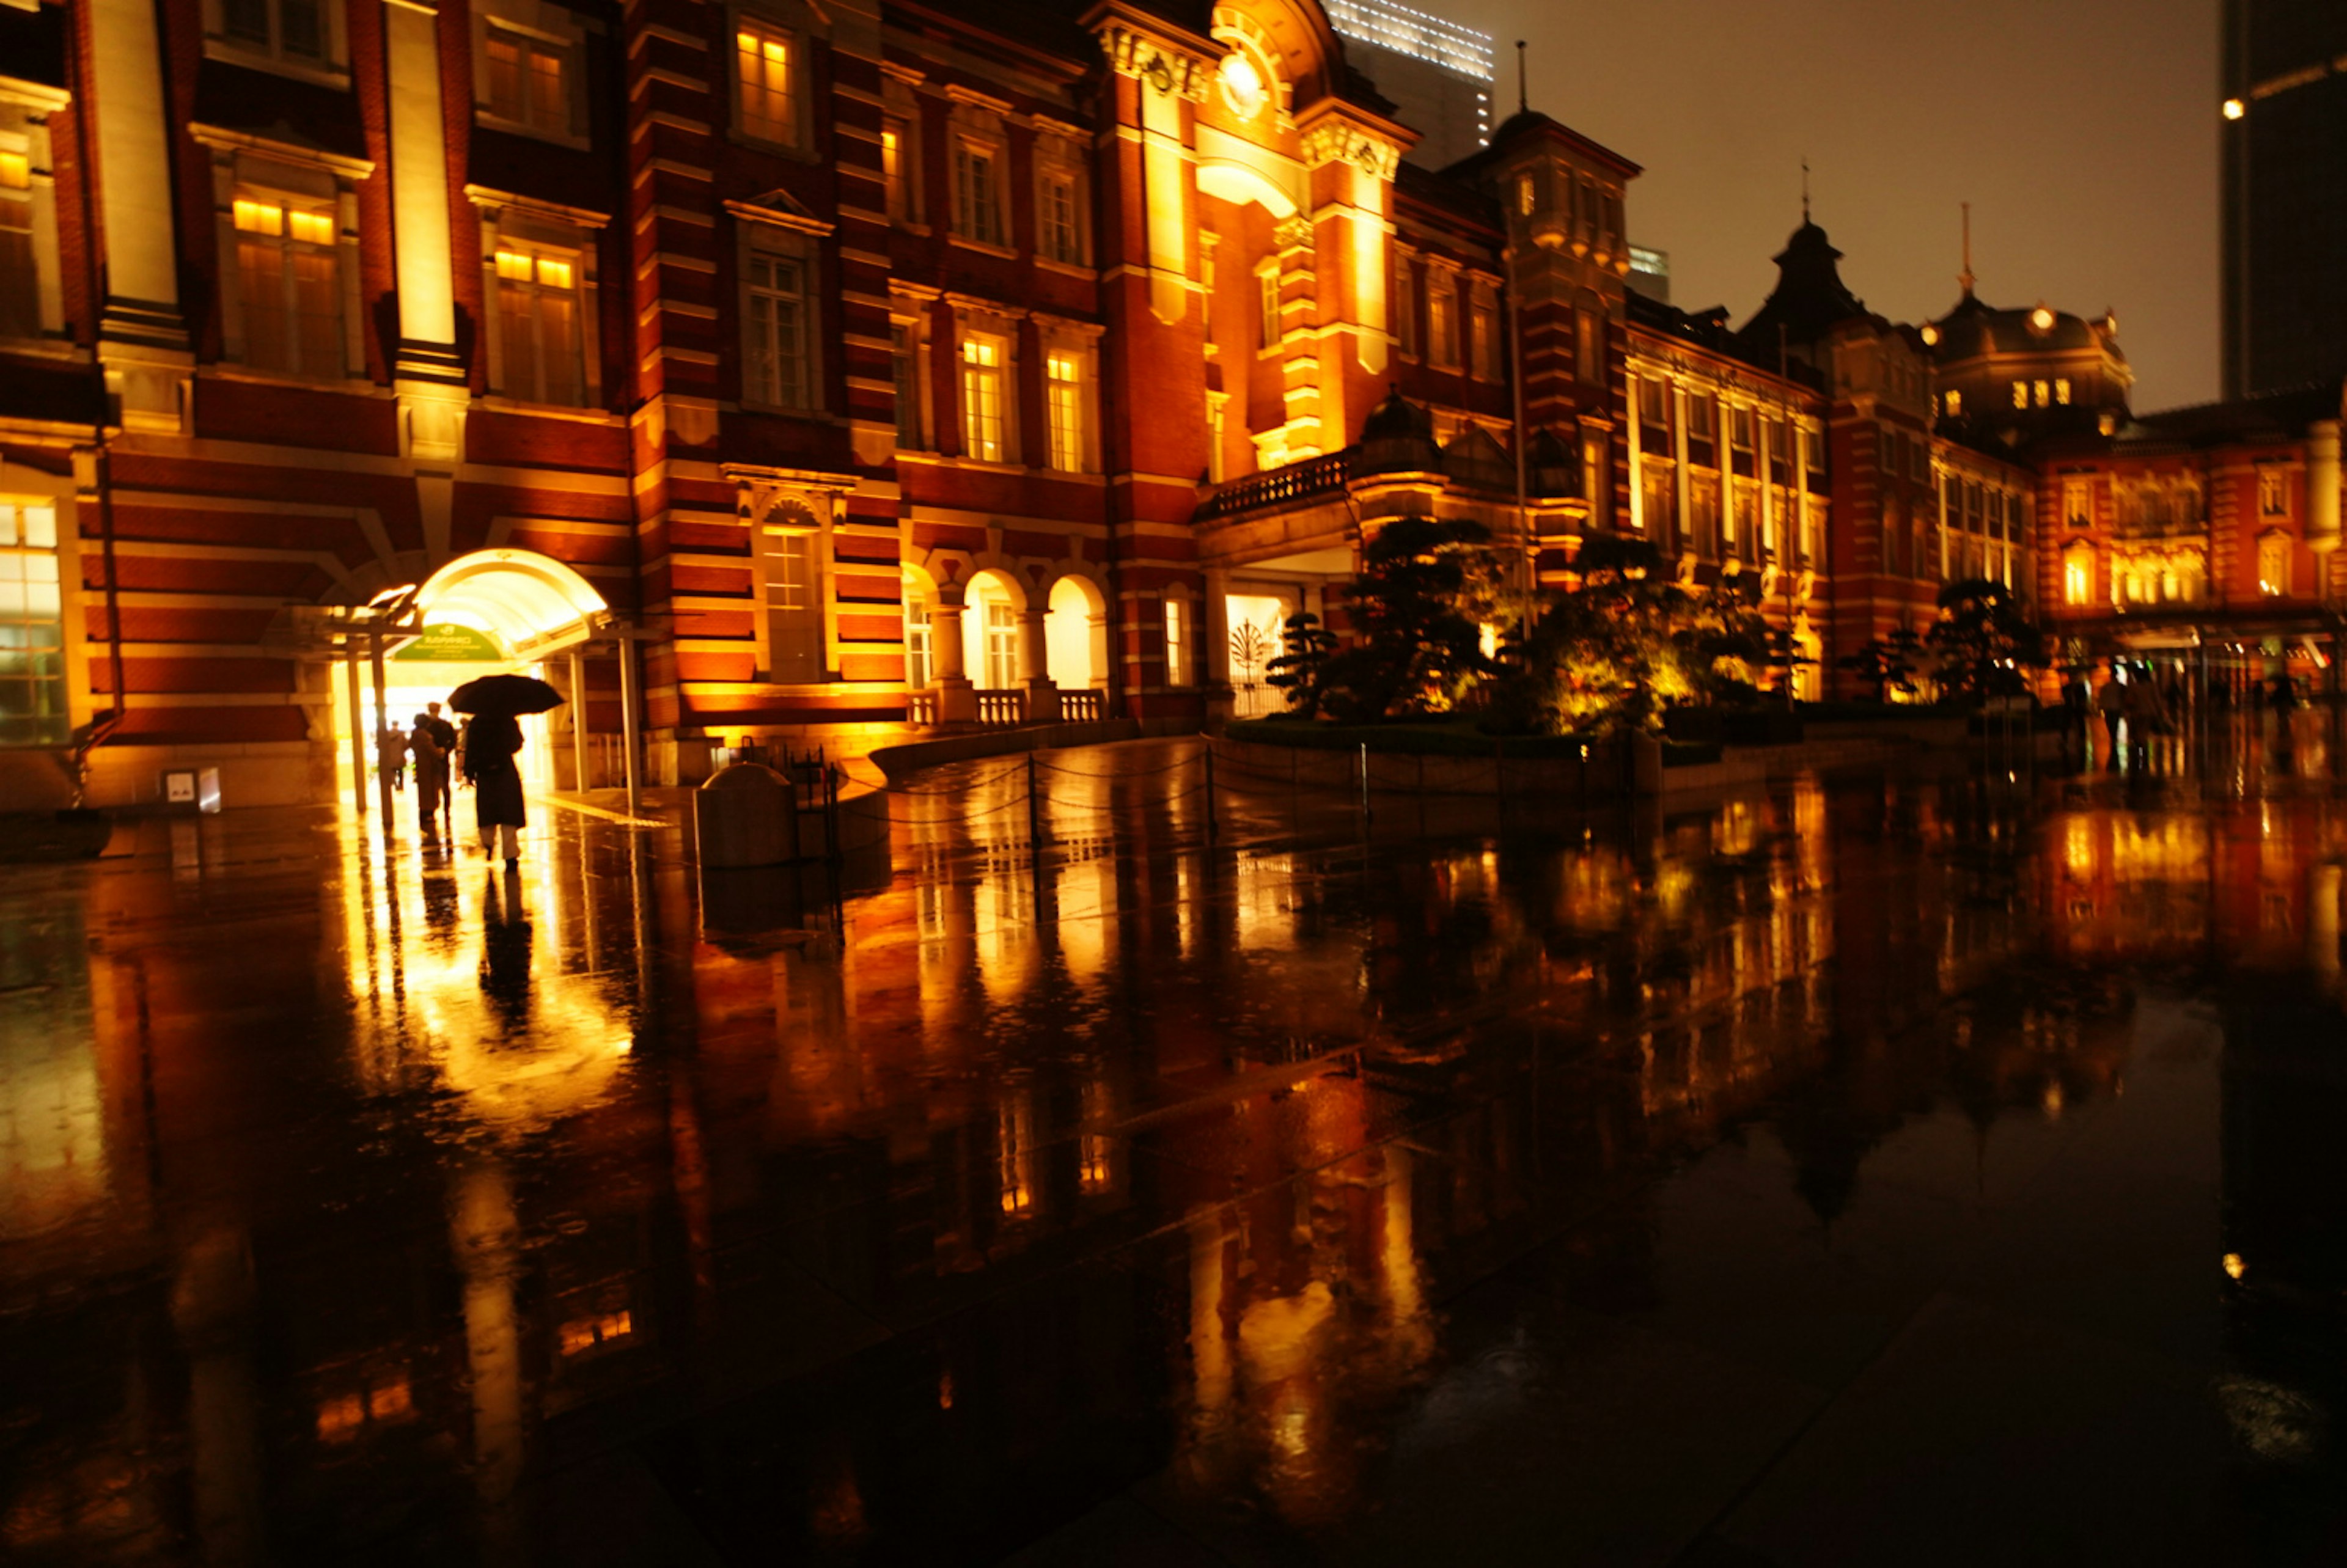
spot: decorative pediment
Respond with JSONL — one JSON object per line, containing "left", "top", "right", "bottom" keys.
{"left": 1096, "top": 24, "right": 1210, "bottom": 101}
{"left": 724, "top": 188, "right": 834, "bottom": 237}
{"left": 1298, "top": 117, "right": 1398, "bottom": 181}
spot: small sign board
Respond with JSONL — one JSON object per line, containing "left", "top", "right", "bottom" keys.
{"left": 395, "top": 623, "right": 505, "bottom": 662}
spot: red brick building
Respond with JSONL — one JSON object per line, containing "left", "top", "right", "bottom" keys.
{"left": 2, "top": 0, "right": 2342, "bottom": 809}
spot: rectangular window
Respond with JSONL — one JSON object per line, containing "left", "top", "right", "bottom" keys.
{"left": 892, "top": 322, "right": 923, "bottom": 448}
{"left": 736, "top": 24, "right": 795, "bottom": 145}
{"left": 1394, "top": 263, "right": 1415, "bottom": 357}
{"left": 1163, "top": 599, "right": 1186, "bottom": 686}
{"left": 953, "top": 145, "right": 1002, "bottom": 246}
{"left": 1636, "top": 375, "right": 1666, "bottom": 430}
{"left": 2258, "top": 469, "right": 2290, "bottom": 518}
{"left": 1428, "top": 285, "right": 1456, "bottom": 367}
{"left": 906, "top": 609, "right": 932, "bottom": 689}
{"left": 2260, "top": 535, "right": 2290, "bottom": 596}
{"left": 1259, "top": 271, "right": 1282, "bottom": 350}
{"left": 234, "top": 194, "right": 340, "bottom": 377}
{"left": 1583, "top": 435, "right": 1607, "bottom": 529}
{"left": 1469, "top": 302, "right": 1494, "bottom": 379}
{"left": 1576, "top": 307, "right": 1601, "bottom": 384}
{"left": 744, "top": 251, "right": 809, "bottom": 409}
{"left": 766, "top": 530, "right": 823, "bottom": 683}
{"left": 2033, "top": 379, "right": 2050, "bottom": 408}
{"left": 881, "top": 123, "right": 907, "bottom": 219}
{"left": 0, "top": 147, "right": 37, "bottom": 340}
{"left": 494, "top": 247, "right": 582, "bottom": 406}
{"left": 1046, "top": 350, "right": 1083, "bottom": 472}
{"left": 1730, "top": 407, "right": 1756, "bottom": 453}
{"left": 487, "top": 26, "right": 568, "bottom": 137}
{"left": 0, "top": 499, "right": 65, "bottom": 746}
{"left": 1040, "top": 171, "right": 1081, "bottom": 265}
{"left": 221, "top": 0, "right": 326, "bottom": 64}
{"left": 1515, "top": 172, "right": 1535, "bottom": 215}
{"left": 985, "top": 601, "right": 1018, "bottom": 688}
{"left": 1686, "top": 395, "right": 1716, "bottom": 444}
{"left": 2054, "top": 377, "right": 2071, "bottom": 405}
{"left": 1206, "top": 397, "right": 1225, "bottom": 484}
{"left": 960, "top": 334, "right": 1006, "bottom": 463}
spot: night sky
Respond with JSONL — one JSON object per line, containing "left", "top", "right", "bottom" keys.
{"left": 1447, "top": 0, "right": 2220, "bottom": 411}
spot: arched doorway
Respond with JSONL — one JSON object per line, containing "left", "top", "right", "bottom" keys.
{"left": 329, "top": 549, "right": 622, "bottom": 810}
{"left": 961, "top": 569, "right": 1025, "bottom": 691}
{"left": 1045, "top": 576, "right": 1107, "bottom": 691}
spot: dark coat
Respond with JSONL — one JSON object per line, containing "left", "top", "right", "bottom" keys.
{"left": 464, "top": 716, "right": 527, "bottom": 829}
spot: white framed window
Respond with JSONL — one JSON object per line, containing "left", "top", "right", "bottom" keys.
{"left": 1164, "top": 598, "right": 1187, "bottom": 686}
{"left": 1635, "top": 375, "right": 1666, "bottom": 429}
{"left": 735, "top": 20, "right": 798, "bottom": 147}
{"left": 493, "top": 246, "right": 585, "bottom": 406}
{"left": 0, "top": 498, "right": 65, "bottom": 747}
{"left": 1037, "top": 145, "right": 1085, "bottom": 265}
{"left": 232, "top": 191, "right": 343, "bottom": 377}
{"left": 2258, "top": 467, "right": 2291, "bottom": 519}
{"left": 744, "top": 247, "right": 811, "bottom": 409}
{"left": 960, "top": 332, "right": 1008, "bottom": 463}
{"left": 763, "top": 525, "right": 825, "bottom": 683}
{"left": 903, "top": 574, "right": 934, "bottom": 688}
{"left": 984, "top": 601, "right": 1019, "bottom": 688}
{"left": 1045, "top": 348, "right": 1085, "bottom": 472}
{"left": 952, "top": 141, "right": 1004, "bottom": 247}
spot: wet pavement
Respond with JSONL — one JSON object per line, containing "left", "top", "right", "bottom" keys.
{"left": 5, "top": 731, "right": 2347, "bottom": 1564}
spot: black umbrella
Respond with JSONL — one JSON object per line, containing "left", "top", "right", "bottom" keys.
{"left": 448, "top": 673, "right": 565, "bottom": 716}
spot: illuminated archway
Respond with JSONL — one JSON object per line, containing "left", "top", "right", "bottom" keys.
{"left": 1045, "top": 574, "right": 1109, "bottom": 689}
{"left": 961, "top": 568, "right": 1026, "bottom": 689}
{"left": 413, "top": 548, "right": 613, "bottom": 661}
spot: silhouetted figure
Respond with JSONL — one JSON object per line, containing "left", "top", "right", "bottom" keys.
{"left": 410, "top": 709, "right": 450, "bottom": 835}
{"left": 463, "top": 712, "right": 527, "bottom": 868}
{"left": 2096, "top": 674, "right": 2125, "bottom": 769}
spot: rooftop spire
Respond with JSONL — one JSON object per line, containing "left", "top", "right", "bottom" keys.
{"left": 1515, "top": 39, "right": 1527, "bottom": 115}
{"left": 1959, "top": 201, "right": 1975, "bottom": 298}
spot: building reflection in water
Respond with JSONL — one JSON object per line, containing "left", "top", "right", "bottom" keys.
{"left": 4, "top": 769, "right": 2345, "bottom": 1559}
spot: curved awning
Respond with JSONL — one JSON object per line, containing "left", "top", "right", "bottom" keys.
{"left": 414, "top": 549, "right": 615, "bottom": 660}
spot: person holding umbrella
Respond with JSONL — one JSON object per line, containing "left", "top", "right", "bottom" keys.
{"left": 449, "top": 673, "right": 565, "bottom": 869}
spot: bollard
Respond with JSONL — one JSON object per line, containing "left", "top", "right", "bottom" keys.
{"left": 1359, "top": 742, "right": 1372, "bottom": 826}
{"left": 694, "top": 761, "right": 796, "bottom": 866}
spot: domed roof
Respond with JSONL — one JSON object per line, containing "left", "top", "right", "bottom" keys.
{"left": 1353, "top": 387, "right": 1442, "bottom": 475}
{"left": 1737, "top": 219, "right": 1867, "bottom": 356}
{"left": 1926, "top": 290, "right": 2121, "bottom": 366}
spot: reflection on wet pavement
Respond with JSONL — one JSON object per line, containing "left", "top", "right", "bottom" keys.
{"left": 4, "top": 740, "right": 2347, "bottom": 1564}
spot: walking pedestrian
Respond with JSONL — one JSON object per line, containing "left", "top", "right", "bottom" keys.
{"left": 2061, "top": 670, "right": 2092, "bottom": 764}
{"left": 419, "top": 701, "right": 459, "bottom": 760}
{"left": 378, "top": 722, "right": 409, "bottom": 790}
{"left": 2123, "top": 667, "right": 2167, "bottom": 772}
{"left": 2095, "top": 670, "right": 2125, "bottom": 768}
{"left": 462, "top": 711, "right": 528, "bottom": 868}
{"left": 410, "top": 709, "right": 450, "bottom": 834}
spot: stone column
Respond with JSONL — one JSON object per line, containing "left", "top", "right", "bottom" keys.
{"left": 1625, "top": 373, "right": 1645, "bottom": 534}
{"left": 1021, "top": 608, "right": 1059, "bottom": 723}
{"left": 1202, "top": 571, "right": 1233, "bottom": 722}
{"left": 930, "top": 600, "right": 977, "bottom": 724}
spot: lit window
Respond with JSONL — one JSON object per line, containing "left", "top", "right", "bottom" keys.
{"left": 985, "top": 600, "right": 1019, "bottom": 689}
{"left": 1944, "top": 389, "right": 1962, "bottom": 417}
{"left": 233, "top": 193, "right": 342, "bottom": 377}
{"left": 2259, "top": 533, "right": 2290, "bottom": 596}
{"left": 1045, "top": 350, "right": 1083, "bottom": 471}
{"left": 494, "top": 247, "right": 583, "bottom": 406}
{"left": 1515, "top": 172, "right": 1536, "bottom": 216}
{"left": 881, "top": 124, "right": 906, "bottom": 219}
{"left": 1040, "top": 170, "right": 1081, "bottom": 265}
{"left": 0, "top": 147, "right": 33, "bottom": 340}
{"left": 736, "top": 25, "right": 795, "bottom": 145}
{"left": 1164, "top": 598, "right": 1186, "bottom": 684}
{"left": 485, "top": 26, "right": 569, "bottom": 137}
{"left": 1259, "top": 270, "right": 1282, "bottom": 349}
{"left": 557, "top": 1310, "right": 634, "bottom": 1357}
{"left": 953, "top": 144, "right": 1002, "bottom": 246}
{"left": 2055, "top": 377, "right": 2071, "bottom": 405}
{"left": 2033, "top": 379, "right": 2050, "bottom": 408}
{"left": 744, "top": 250, "right": 809, "bottom": 409}
{"left": 2063, "top": 545, "right": 2092, "bottom": 605}
{"left": 903, "top": 582, "right": 933, "bottom": 689}
{"left": 960, "top": 334, "right": 1006, "bottom": 463}
{"left": 2012, "top": 381, "right": 2029, "bottom": 409}
{"left": 0, "top": 500, "right": 64, "bottom": 746}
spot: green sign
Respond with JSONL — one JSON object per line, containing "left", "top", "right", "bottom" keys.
{"left": 394, "top": 623, "right": 505, "bottom": 662}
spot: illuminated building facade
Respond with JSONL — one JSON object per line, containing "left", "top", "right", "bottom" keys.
{"left": 2221, "top": 0, "right": 2347, "bottom": 400}
{"left": 6, "top": 0, "right": 2347, "bottom": 804}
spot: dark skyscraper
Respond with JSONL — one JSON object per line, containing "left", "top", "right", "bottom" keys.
{"left": 2221, "top": 1, "right": 2347, "bottom": 398}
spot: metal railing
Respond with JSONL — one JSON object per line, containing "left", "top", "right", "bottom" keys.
{"left": 1196, "top": 449, "right": 1356, "bottom": 519}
